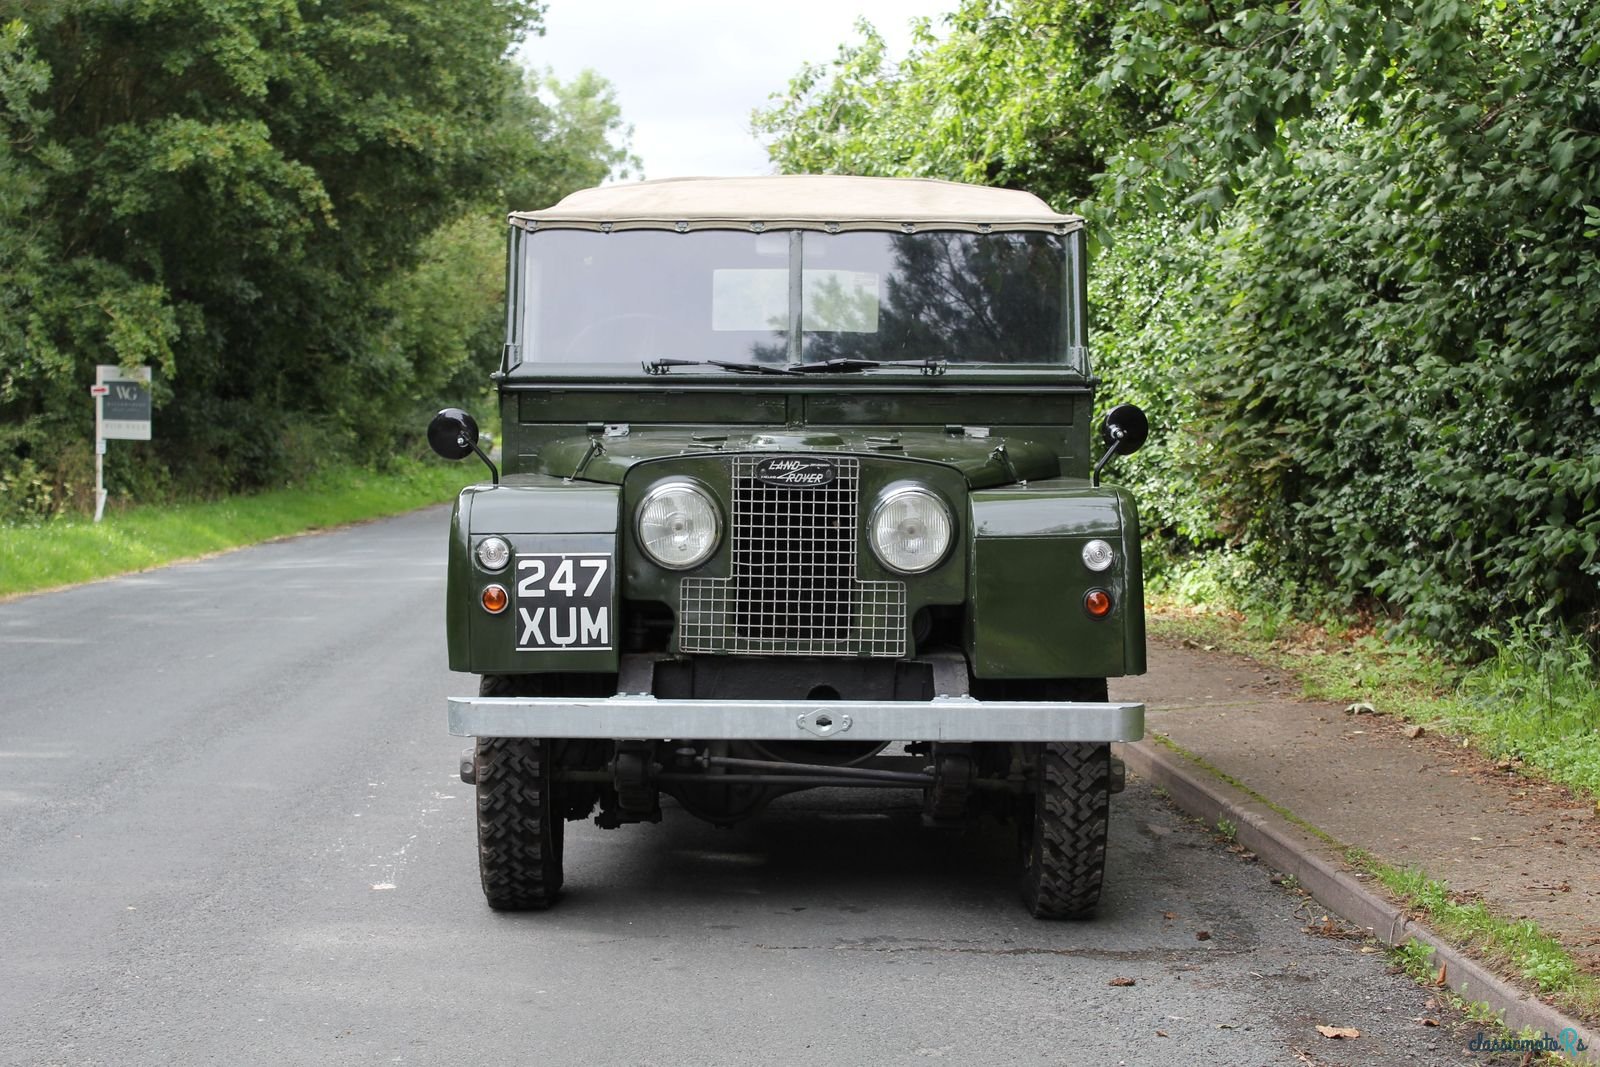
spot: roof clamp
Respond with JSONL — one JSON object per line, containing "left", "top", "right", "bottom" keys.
{"left": 979, "top": 224, "right": 993, "bottom": 235}
{"left": 750, "top": 221, "right": 765, "bottom": 233}
{"left": 900, "top": 222, "right": 916, "bottom": 234}
{"left": 600, "top": 222, "right": 613, "bottom": 234}
{"left": 825, "top": 222, "right": 840, "bottom": 234}
{"left": 674, "top": 221, "right": 689, "bottom": 233}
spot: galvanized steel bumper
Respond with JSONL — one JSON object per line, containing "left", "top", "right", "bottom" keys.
{"left": 447, "top": 695, "right": 1144, "bottom": 743}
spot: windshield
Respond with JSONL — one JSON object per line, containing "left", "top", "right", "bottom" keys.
{"left": 516, "top": 229, "right": 1077, "bottom": 369}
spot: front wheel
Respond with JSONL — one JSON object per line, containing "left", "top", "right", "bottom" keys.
{"left": 475, "top": 737, "right": 564, "bottom": 910}
{"left": 474, "top": 677, "right": 563, "bottom": 910}
{"left": 1018, "top": 741, "right": 1111, "bottom": 920}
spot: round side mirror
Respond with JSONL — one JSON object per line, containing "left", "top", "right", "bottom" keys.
{"left": 1101, "top": 403, "right": 1149, "bottom": 455}
{"left": 428, "top": 408, "right": 480, "bottom": 461}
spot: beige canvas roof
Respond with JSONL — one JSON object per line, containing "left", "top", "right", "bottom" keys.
{"left": 509, "top": 175, "right": 1082, "bottom": 234}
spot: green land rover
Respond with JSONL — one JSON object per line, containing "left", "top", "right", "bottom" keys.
{"left": 429, "top": 175, "right": 1150, "bottom": 919}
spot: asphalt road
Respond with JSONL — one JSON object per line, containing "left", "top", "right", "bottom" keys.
{"left": 0, "top": 508, "right": 1507, "bottom": 1066}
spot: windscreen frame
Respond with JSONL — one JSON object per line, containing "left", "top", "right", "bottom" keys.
{"left": 507, "top": 226, "right": 1088, "bottom": 375}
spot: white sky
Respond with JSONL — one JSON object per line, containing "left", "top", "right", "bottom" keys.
{"left": 521, "top": 0, "right": 948, "bottom": 181}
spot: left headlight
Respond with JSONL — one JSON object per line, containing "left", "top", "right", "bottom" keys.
{"left": 869, "top": 487, "right": 954, "bottom": 574}
{"left": 637, "top": 481, "right": 721, "bottom": 570}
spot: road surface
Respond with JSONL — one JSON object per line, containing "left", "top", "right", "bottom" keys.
{"left": 0, "top": 507, "right": 1504, "bottom": 1065}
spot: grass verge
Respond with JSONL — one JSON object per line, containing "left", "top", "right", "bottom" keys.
{"left": 1151, "top": 730, "right": 1600, "bottom": 1025}
{"left": 1373, "top": 866, "right": 1600, "bottom": 1018}
{"left": 0, "top": 459, "right": 472, "bottom": 598}
{"left": 1146, "top": 569, "right": 1600, "bottom": 803}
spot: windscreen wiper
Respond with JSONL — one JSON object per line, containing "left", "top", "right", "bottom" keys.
{"left": 644, "top": 356, "right": 947, "bottom": 376}
{"left": 643, "top": 358, "right": 798, "bottom": 376}
{"left": 790, "top": 357, "right": 948, "bottom": 376}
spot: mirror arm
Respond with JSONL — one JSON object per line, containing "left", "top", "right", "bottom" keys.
{"left": 1092, "top": 427, "right": 1126, "bottom": 488}
{"left": 471, "top": 442, "right": 500, "bottom": 485}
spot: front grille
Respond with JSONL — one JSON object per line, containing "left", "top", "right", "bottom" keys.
{"left": 679, "top": 456, "right": 906, "bottom": 656}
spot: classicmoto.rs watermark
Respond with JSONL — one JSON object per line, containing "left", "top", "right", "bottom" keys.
{"left": 1468, "top": 1028, "right": 1588, "bottom": 1056}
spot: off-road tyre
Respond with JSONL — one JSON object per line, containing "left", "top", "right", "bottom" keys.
{"left": 1018, "top": 740, "right": 1111, "bottom": 920}
{"left": 475, "top": 676, "right": 563, "bottom": 911}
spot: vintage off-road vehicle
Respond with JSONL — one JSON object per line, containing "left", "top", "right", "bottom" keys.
{"left": 430, "top": 175, "right": 1149, "bottom": 918}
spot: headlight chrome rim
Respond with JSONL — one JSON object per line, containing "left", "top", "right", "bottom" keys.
{"left": 475, "top": 536, "right": 512, "bottom": 572}
{"left": 637, "top": 480, "right": 721, "bottom": 571}
{"left": 868, "top": 486, "right": 954, "bottom": 575}
{"left": 1082, "top": 538, "right": 1116, "bottom": 572}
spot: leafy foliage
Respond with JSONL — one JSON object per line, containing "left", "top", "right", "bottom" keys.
{"left": 0, "top": 1, "right": 634, "bottom": 518}
{"left": 1192, "top": 0, "right": 1600, "bottom": 643}
{"left": 757, "top": 0, "right": 1600, "bottom": 648}
{"left": 754, "top": 3, "right": 1163, "bottom": 206}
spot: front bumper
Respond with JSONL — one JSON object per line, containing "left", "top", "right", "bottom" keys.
{"left": 447, "top": 695, "right": 1144, "bottom": 743}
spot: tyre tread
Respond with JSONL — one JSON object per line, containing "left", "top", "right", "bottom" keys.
{"left": 476, "top": 675, "right": 563, "bottom": 911}
{"left": 1025, "top": 741, "right": 1110, "bottom": 919}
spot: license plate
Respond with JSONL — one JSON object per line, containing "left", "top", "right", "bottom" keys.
{"left": 513, "top": 553, "right": 613, "bottom": 651}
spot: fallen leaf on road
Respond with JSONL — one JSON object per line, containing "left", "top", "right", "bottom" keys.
{"left": 1417, "top": 1018, "right": 1440, "bottom": 1027}
{"left": 1435, "top": 962, "right": 1448, "bottom": 986}
{"left": 1345, "top": 701, "right": 1375, "bottom": 715}
{"left": 1404, "top": 725, "right": 1425, "bottom": 739}
{"left": 1315, "top": 1026, "right": 1360, "bottom": 1039}
{"left": 1155, "top": 1030, "right": 1168, "bottom": 1038}
{"left": 1109, "top": 977, "right": 1136, "bottom": 987}
{"left": 1162, "top": 911, "right": 1178, "bottom": 920}
{"left": 1196, "top": 930, "right": 1212, "bottom": 941}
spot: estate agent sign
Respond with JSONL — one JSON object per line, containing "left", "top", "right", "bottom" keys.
{"left": 91, "top": 364, "right": 152, "bottom": 522}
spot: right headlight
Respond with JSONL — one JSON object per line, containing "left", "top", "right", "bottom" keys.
{"left": 637, "top": 481, "right": 721, "bottom": 570}
{"left": 868, "top": 486, "right": 954, "bottom": 574}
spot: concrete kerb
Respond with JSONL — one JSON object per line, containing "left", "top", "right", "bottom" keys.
{"left": 1117, "top": 738, "right": 1600, "bottom": 1064}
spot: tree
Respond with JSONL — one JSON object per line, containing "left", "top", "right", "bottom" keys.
{"left": 754, "top": 0, "right": 1166, "bottom": 209}
{"left": 0, "top": 1, "right": 635, "bottom": 516}
{"left": 756, "top": 0, "right": 1600, "bottom": 645}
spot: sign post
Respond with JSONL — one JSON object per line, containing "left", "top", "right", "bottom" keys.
{"left": 92, "top": 365, "right": 152, "bottom": 523}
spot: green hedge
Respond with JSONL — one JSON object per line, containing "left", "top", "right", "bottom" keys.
{"left": 1190, "top": 9, "right": 1600, "bottom": 646}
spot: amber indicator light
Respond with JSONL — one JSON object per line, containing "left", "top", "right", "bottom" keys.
{"left": 481, "top": 584, "right": 509, "bottom": 614}
{"left": 1084, "top": 589, "right": 1113, "bottom": 619}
